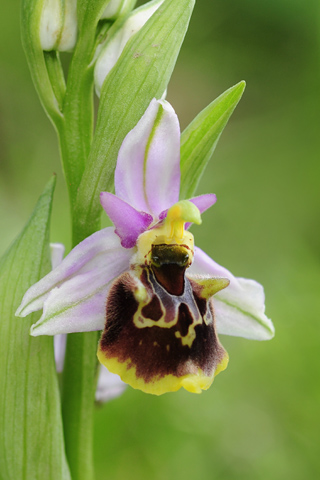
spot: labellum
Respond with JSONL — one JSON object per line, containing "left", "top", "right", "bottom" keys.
{"left": 98, "top": 201, "right": 230, "bottom": 395}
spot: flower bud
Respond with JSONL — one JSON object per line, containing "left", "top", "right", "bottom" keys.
{"left": 94, "top": 0, "right": 164, "bottom": 96}
{"left": 101, "top": 0, "right": 136, "bottom": 20}
{"left": 39, "top": 0, "right": 77, "bottom": 52}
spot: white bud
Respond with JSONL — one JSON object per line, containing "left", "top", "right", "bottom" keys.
{"left": 94, "top": 0, "right": 164, "bottom": 96}
{"left": 101, "top": 0, "right": 135, "bottom": 20}
{"left": 39, "top": 0, "right": 77, "bottom": 52}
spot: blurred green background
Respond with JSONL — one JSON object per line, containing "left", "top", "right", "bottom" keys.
{"left": 1, "top": 0, "right": 320, "bottom": 479}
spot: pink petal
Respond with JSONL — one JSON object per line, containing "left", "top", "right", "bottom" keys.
{"left": 16, "top": 228, "right": 126, "bottom": 318}
{"left": 115, "top": 98, "right": 180, "bottom": 216}
{"left": 189, "top": 193, "right": 217, "bottom": 215}
{"left": 100, "top": 192, "right": 153, "bottom": 248}
{"left": 187, "top": 194, "right": 217, "bottom": 229}
{"left": 30, "top": 247, "right": 133, "bottom": 336}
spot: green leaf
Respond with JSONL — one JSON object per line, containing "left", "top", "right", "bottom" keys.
{"left": 180, "top": 81, "right": 246, "bottom": 199}
{"left": 0, "top": 178, "right": 71, "bottom": 480}
{"left": 74, "top": 0, "right": 195, "bottom": 242}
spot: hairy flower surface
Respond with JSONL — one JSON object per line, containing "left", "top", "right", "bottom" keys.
{"left": 16, "top": 98, "right": 274, "bottom": 395}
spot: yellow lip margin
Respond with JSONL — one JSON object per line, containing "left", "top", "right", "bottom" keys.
{"left": 97, "top": 347, "right": 229, "bottom": 396}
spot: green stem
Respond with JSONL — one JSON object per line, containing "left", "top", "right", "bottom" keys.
{"left": 59, "top": 55, "right": 97, "bottom": 472}
{"left": 63, "top": 205, "right": 103, "bottom": 480}
{"left": 61, "top": 171, "right": 102, "bottom": 480}
{"left": 61, "top": 332, "right": 99, "bottom": 480}
{"left": 58, "top": 39, "right": 95, "bottom": 212}
{"left": 58, "top": 7, "right": 113, "bottom": 212}
{"left": 59, "top": 8, "right": 113, "bottom": 479}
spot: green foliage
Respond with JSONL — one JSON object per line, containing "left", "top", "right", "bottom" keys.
{"left": 180, "top": 81, "right": 246, "bottom": 199}
{"left": 77, "top": 0, "right": 113, "bottom": 28}
{"left": 74, "top": 0, "right": 195, "bottom": 241}
{"left": 0, "top": 178, "right": 70, "bottom": 480}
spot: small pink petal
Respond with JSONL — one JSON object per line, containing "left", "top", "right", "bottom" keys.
{"left": 189, "top": 193, "right": 217, "bottom": 214}
{"left": 100, "top": 192, "right": 152, "bottom": 248}
{"left": 158, "top": 193, "right": 217, "bottom": 228}
{"left": 186, "top": 193, "right": 217, "bottom": 229}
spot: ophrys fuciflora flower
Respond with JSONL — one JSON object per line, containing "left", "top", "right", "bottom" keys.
{"left": 16, "top": 99, "right": 274, "bottom": 395}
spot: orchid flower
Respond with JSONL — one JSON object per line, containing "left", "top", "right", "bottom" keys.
{"left": 16, "top": 98, "right": 274, "bottom": 396}
{"left": 51, "top": 244, "right": 126, "bottom": 402}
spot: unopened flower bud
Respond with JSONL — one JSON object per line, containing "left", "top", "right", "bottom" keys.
{"left": 95, "top": 0, "right": 164, "bottom": 96}
{"left": 39, "top": 0, "right": 77, "bottom": 52}
{"left": 101, "top": 0, "right": 136, "bottom": 20}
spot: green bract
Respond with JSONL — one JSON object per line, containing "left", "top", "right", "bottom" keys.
{"left": 180, "top": 81, "right": 246, "bottom": 199}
